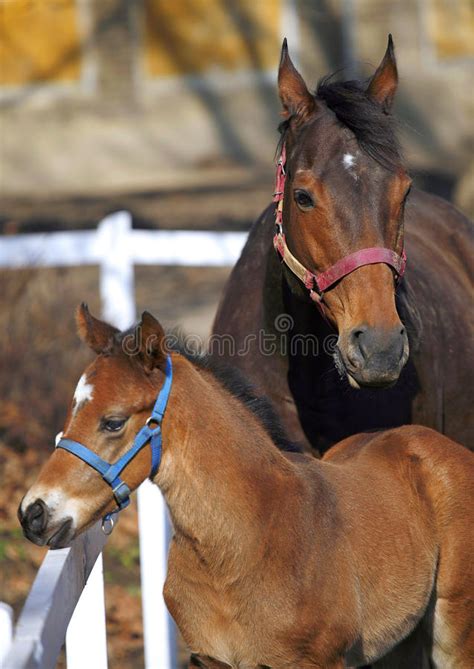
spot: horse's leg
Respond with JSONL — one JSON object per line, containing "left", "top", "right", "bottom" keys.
{"left": 430, "top": 595, "right": 474, "bottom": 668}
{"left": 429, "top": 491, "right": 474, "bottom": 669}
{"left": 371, "top": 624, "right": 430, "bottom": 669}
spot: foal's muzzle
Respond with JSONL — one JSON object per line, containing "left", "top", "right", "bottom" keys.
{"left": 18, "top": 498, "right": 74, "bottom": 549}
{"left": 338, "top": 325, "right": 409, "bottom": 388}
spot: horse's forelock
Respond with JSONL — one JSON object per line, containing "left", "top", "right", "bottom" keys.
{"left": 276, "top": 75, "right": 403, "bottom": 173}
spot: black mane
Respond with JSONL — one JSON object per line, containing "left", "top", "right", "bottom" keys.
{"left": 171, "top": 341, "right": 302, "bottom": 454}
{"left": 278, "top": 74, "right": 403, "bottom": 172}
{"left": 316, "top": 76, "right": 402, "bottom": 171}
{"left": 115, "top": 325, "right": 300, "bottom": 453}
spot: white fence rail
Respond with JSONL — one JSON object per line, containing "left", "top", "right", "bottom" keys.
{"left": 5, "top": 524, "right": 109, "bottom": 669}
{"left": 0, "top": 212, "right": 247, "bottom": 669}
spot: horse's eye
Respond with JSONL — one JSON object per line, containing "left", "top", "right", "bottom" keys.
{"left": 102, "top": 417, "right": 127, "bottom": 432}
{"left": 294, "top": 189, "right": 314, "bottom": 210}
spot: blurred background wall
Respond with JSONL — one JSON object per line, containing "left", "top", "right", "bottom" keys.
{"left": 0, "top": 0, "right": 473, "bottom": 221}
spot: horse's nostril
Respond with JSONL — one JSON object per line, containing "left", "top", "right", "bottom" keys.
{"left": 350, "top": 326, "right": 370, "bottom": 361}
{"left": 348, "top": 325, "right": 406, "bottom": 368}
{"left": 24, "top": 499, "right": 48, "bottom": 534}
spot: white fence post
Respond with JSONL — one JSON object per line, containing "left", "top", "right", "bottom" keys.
{"left": 137, "top": 482, "right": 176, "bottom": 669}
{"left": 97, "top": 211, "right": 136, "bottom": 328}
{"left": 97, "top": 211, "right": 176, "bottom": 669}
{"left": 65, "top": 555, "right": 108, "bottom": 669}
{"left": 63, "top": 210, "right": 136, "bottom": 669}
{"left": 0, "top": 603, "right": 13, "bottom": 665}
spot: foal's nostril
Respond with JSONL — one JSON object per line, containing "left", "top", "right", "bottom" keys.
{"left": 23, "top": 499, "right": 48, "bottom": 534}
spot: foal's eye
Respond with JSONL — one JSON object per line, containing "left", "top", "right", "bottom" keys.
{"left": 294, "top": 189, "right": 315, "bottom": 210}
{"left": 102, "top": 417, "right": 127, "bottom": 433}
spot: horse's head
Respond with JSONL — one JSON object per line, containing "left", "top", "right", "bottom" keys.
{"left": 278, "top": 36, "right": 411, "bottom": 388}
{"left": 18, "top": 305, "right": 169, "bottom": 548}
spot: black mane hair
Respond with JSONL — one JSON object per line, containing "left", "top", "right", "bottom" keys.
{"left": 114, "top": 326, "right": 300, "bottom": 453}
{"left": 171, "top": 341, "right": 302, "bottom": 454}
{"left": 278, "top": 74, "right": 403, "bottom": 172}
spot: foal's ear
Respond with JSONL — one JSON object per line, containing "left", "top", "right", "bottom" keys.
{"left": 76, "top": 303, "right": 119, "bottom": 354}
{"left": 137, "top": 311, "right": 166, "bottom": 373}
{"left": 278, "top": 38, "right": 316, "bottom": 124}
{"left": 366, "top": 34, "right": 398, "bottom": 112}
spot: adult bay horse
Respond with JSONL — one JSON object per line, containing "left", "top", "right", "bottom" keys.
{"left": 213, "top": 37, "right": 473, "bottom": 454}
{"left": 20, "top": 307, "right": 474, "bottom": 667}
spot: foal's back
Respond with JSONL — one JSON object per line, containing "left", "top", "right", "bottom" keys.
{"left": 321, "top": 425, "right": 474, "bottom": 667}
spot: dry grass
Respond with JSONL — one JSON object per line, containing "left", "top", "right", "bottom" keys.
{"left": 0, "top": 267, "right": 98, "bottom": 454}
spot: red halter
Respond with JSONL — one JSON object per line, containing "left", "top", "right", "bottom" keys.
{"left": 272, "top": 144, "right": 406, "bottom": 303}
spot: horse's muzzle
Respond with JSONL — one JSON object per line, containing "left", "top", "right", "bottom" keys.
{"left": 18, "top": 498, "right": 74, "bottom": 549}
{"left": 337, "top": 325, "right": 409, "bottom": 388}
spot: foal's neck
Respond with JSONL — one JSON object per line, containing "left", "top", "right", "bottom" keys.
{"left": 156, "top": 355, "right": 297, "bottom": 570}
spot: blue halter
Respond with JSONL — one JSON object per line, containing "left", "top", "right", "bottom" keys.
{"left": 56, "top": 355, "right": 173, "bottom": 524}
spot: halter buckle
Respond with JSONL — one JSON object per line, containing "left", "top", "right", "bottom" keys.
{"left": 101, "top": 514, "right": 115, "bottom": 535}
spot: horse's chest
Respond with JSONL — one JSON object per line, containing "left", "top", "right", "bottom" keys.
{"left": 164, "top": 567, "right": 259, "bottom": 667}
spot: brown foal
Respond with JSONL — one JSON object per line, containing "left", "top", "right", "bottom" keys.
{"left": 19, "top": 307, "right": 474, "bottom": 668}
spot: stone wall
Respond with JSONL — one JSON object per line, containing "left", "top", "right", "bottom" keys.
{"left": 0, "top": 0, "right": 472, "bottom": 214}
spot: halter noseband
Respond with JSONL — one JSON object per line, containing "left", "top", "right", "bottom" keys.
{"left": 56, "top": 355, "right": 173, "bottom": 531}
{"left": 273, "top": 144, "right": 406, "bottom": 302}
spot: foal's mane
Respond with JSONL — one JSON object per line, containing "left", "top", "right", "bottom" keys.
{"left": 171, "top": 340, "right": 302, "bottom": 454}
{"left": 114, "top": 325, "right": 301, "bottom": 453}
{"left": 278, "top": 74, "right": 403, "bottom": 172}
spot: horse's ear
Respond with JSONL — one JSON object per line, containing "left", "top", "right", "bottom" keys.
{"left": 366, "top": 34, "right": 398, "bottom": 112}
{"left": 137, "top": 311, "right": 166, "bottom": 373}
{"left": 76, "top": 303, "right": 119, "bottom": 354}
{"left": 278, "top": 38, "right": 316, "bottom": 124}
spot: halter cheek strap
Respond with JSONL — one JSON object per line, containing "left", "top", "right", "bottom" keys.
{"left": 272, "top": 144, "right": 407, "bottom": 298}
{"left": 56, "top": 355, "right": 173, "bottom": 525}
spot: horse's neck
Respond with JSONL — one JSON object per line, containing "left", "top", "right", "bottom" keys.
{"left": 157, "top": 356, "right": 297, "bottom": 572}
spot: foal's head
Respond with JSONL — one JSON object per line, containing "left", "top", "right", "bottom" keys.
{"left": 18, "top": 305, "right": 170, "bottom": 548}
{"left": 278, "top": 36, "right": 411, "bottom": 388}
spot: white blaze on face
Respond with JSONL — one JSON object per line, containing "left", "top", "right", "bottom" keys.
{"left": 72, "top": 374, "right": 94, "bottom": 415}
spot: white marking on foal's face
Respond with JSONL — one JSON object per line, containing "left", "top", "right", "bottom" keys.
{"left": 21, "top": 487, "right": 82, "bottom": 528}
{"left": 343, "top": 153, "right": 358, "bottom": 181}
{"left": 73, "top": 374, "right": 94, "bottom": 415}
